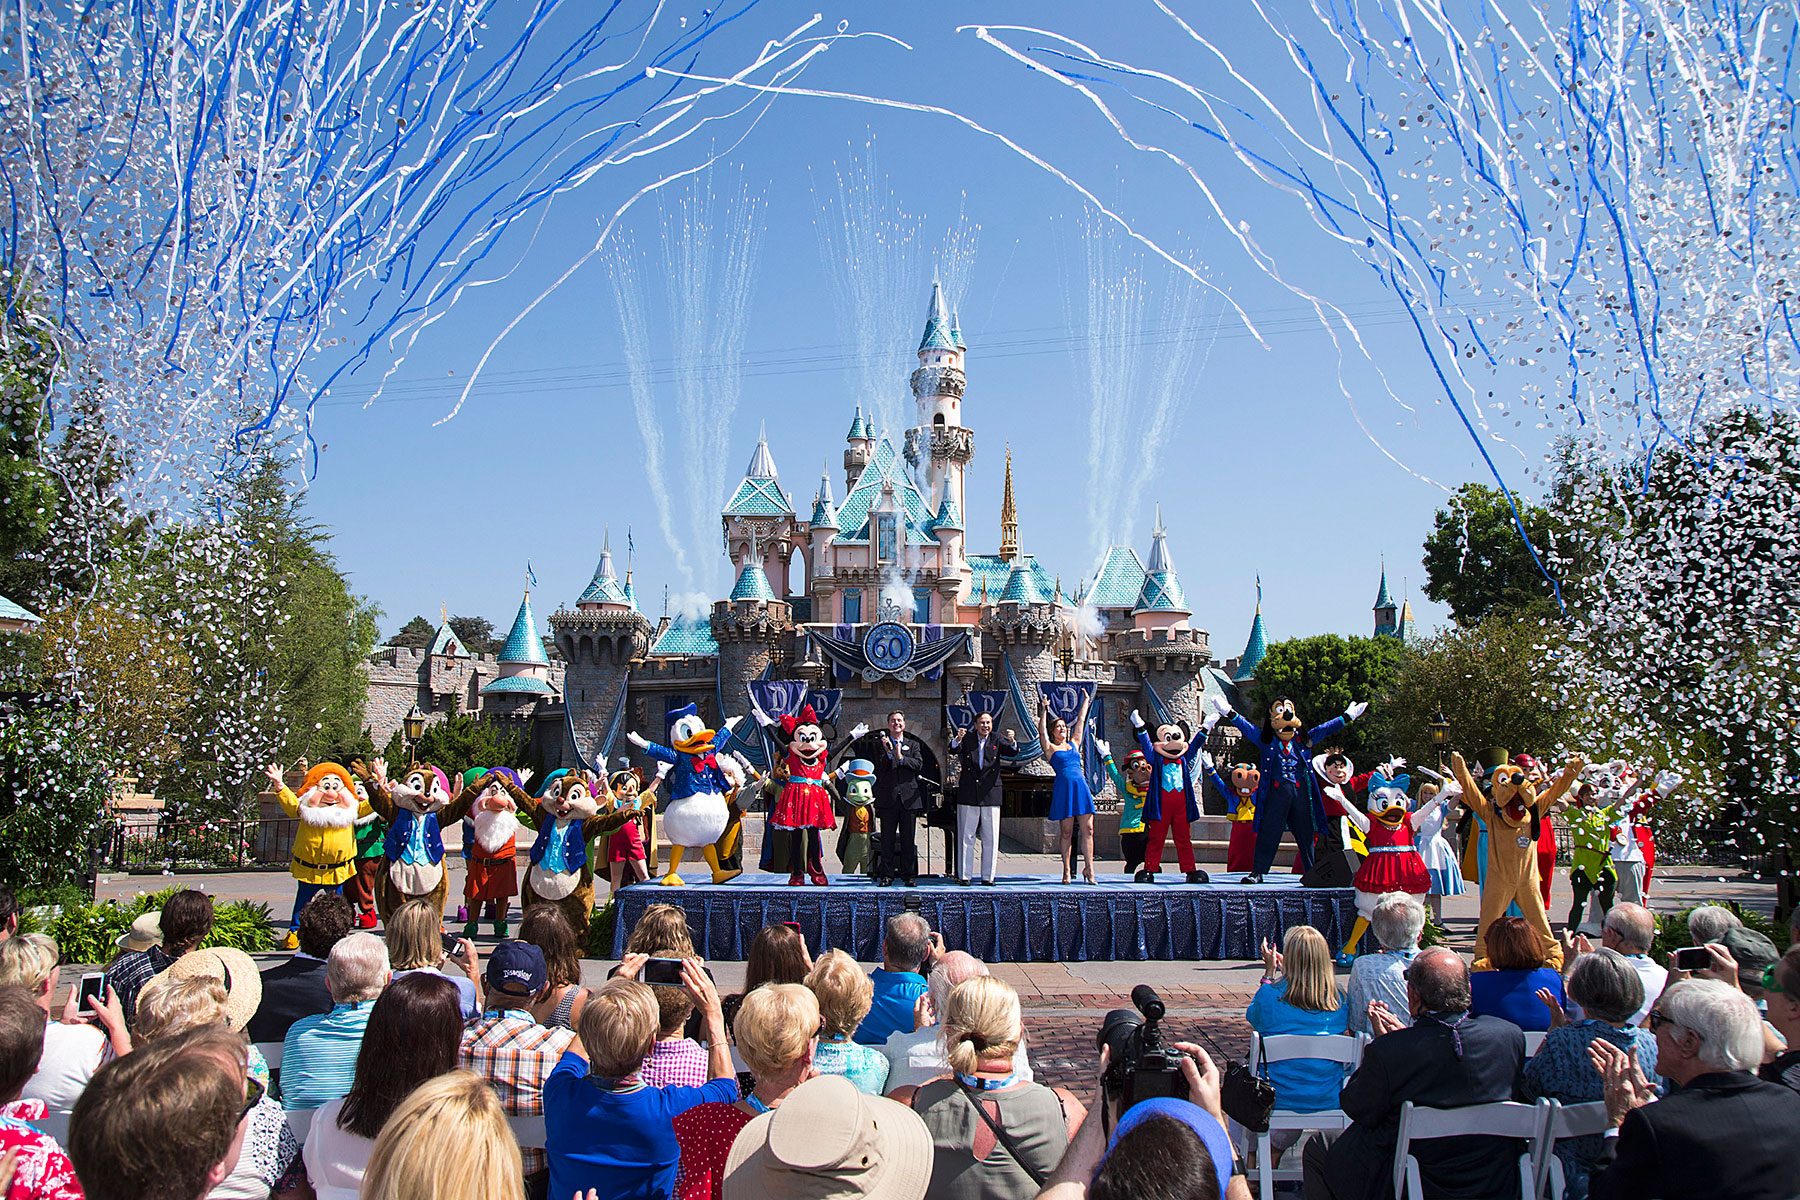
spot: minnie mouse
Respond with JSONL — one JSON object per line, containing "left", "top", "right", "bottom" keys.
{"left": 750, "top": 700, "right": 839, "bottom": 887}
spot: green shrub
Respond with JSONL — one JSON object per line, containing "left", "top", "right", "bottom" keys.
{"left": 586, "top": 901, "right": 616, "bottom": 958}
{"left": 45, "top": 886, "right": 275, "bottom": 965}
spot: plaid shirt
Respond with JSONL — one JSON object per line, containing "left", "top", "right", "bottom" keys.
{"left": 641, "top": 1037, "right": 709, "bottom": 1088}
{"left": 460, "top": 1011, "right": 575, "bottom": 1176}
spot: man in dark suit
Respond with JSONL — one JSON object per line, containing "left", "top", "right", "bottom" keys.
{"left": 1587, "top": 977, "right": 1800, "bottom": 1200}
{"left": 950, "top": 711, "right": 1016, "bottom": 886}
{"left": 1303, "top": 947, "right": 1526, "bottom": 1200}
{"left": 246, "top": 890, "right": 354, "bottom": 1046}
{"left": 852, "top": 710, "right": 939, "bottom": 887}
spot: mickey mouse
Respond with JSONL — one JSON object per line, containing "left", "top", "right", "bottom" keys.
{"left": 1128, "top": 709, "right": 1215, "bottom": 884}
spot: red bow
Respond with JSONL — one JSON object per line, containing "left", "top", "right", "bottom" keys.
{"left": 692, "top": 751, "right": 718, "bottom": 774}
{"left": 778, "top": 704, "right": 819, "bottom": 736}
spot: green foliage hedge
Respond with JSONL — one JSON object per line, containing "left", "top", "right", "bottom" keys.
{"left": 43, "top": 885, "right": 275, "bottom": 965}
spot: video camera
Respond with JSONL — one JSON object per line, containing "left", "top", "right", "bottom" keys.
{"left": 1095, "top": 984, "right": 1190, "bottom": 1108}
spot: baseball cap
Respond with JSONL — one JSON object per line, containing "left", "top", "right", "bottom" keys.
{"left": 485, "top": 941, "right": 547, "bottom": 997}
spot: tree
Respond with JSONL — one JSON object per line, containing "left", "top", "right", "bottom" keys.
{"left": 0, "top": 299, "right": 59, "bottom": 606}
{"left": 1370, "top": 614, "right": 1572, "bottom": 771}
{"left": 448, "top": 615, "right": 498, "bottom": 656}
{"left": 1421, "top": 482, "right": 1563, "bottom": 626}
{"left": 388, "top": 616, "right": 435, "bottom": 650}
{"left": 379, "top": 712, "right": 529, "bottom": 782}
{"left": 0, "top": 696, "right": 113, "bottom": 893}
{"left": 1244, "top": 634, "right": 1403, "bottom": 762}
{"left": 35, "top": 603, "right": 193, "bottom": 786}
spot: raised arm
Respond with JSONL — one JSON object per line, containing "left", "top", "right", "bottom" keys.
{"left": 1449, "top": 752, "right": 1494, "bottom": 822}
{"left": 1035, "top": 697, "right": 1054, "bottom": 759}
{"left": 1536, "top": 756, "right": 1585, "bottom": 812}
{"left": 267, "top": 764, "right": 300, "bottom": 818}
{"left": 1410, "top": 780, "right": 1462, "bottom": 830}
{"left": 351, "top": 759, "right": 396, "bottom": 821}
{"left": 1069, "top": 691, "right": 1093, "bottom": 752}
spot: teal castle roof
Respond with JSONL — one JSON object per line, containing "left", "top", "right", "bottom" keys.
{"left": 576, "top": 530, "right": 632, "bottom": 607}
{"left": 652, "top": 614, "right": 719, "bottom": 657}
{"left": 729, "top": 561, "right": 778, "bottom": 602}
{"left": 496, "top": 592, "right": 549, "bottom": 666}
{"left": 846, "top": 405, "right": 870, "bottom": 442}
{"left": 950, "top": 308, "right": 965, "bottom": 350}
{"left": 928, "top": 492, "right": 963, "bottom": 531}
{"left": 428, "top": 618, "right": 466, "bottom": 657}
{"left": 918, "top": 281, "right": 954, "bottom": 352}
{"left": 723, "top": 427, "right": 793, "bottom": 518}
{"left": 810, "top": 471, "right": 839, "bottom": 529}
{"left": 1234, "top": 606, "right": 1268, "bottom": 682}
{"left": 1134, "top": 508, "right": 1189, "bottom": 613}
{"left": 481, "top": 673, "right": 554, "bottom": 696}
{"left": 997, "top": 556, "right": 1044, "bottom": 605}
{"left": 966, "top": 554, "right": 1056, "bottom": 604}
{"left": 832, "top": 439, "right": 933, "bottom": 545}
{"left": 1375, "top": 566, "right": 1394, "bottom": 610}
{"left": 1083, "top": 547, "right": 1148, "bottom": 610}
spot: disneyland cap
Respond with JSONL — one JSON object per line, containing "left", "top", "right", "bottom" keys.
{"left": 1101, "top": 1097, "right": 1234, "bottom": 1198}
{"left": 723, "top": 1073, "right": 932, "bottom": 1200}
{"left": 485, "top": 941, "right": 547, "bottom": 997}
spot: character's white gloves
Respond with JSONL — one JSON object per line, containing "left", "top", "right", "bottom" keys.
{"left": 1129, "top": 709, "right": 1146, "bottom": 731}
{"left": 1345, "top": 700, "right": 1369, "bottom": 721}
{"left": 849, "top": 721, "right": 870, "bottom": 740}
{"left": 1205, "top": 695, "right": 1232, "bottom": 721}
{"left": 1094, "top": 738, "right": 1112, "bottom": 759}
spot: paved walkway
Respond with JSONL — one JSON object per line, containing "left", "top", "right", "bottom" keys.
{"left": 87, "top": 856, "right": 1774, "bottom": 1090}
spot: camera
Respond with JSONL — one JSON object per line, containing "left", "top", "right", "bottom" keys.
{"left": 1096, "top": 984, "right": 1190, "bottom": 1108}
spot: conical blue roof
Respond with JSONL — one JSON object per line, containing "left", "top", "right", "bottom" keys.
{"left": 577, "top": 530, "right": 631, "bottom": 607}
{"left": 810, "top": 471, "right": 839, "bottom": 528}
{"left": 846, "top": 405, "right": 870, "bottom": 442}
{"left": 729, "top": 561, "right": 778, "bottom": 602}
{"left": 1375, "top": 566, "right": 1394, "bottom": 610}
{"left": 1134, "top": 508, "right": 1189, "bottom": 613}
{"left": 497, "top": 593, "right": 549, "bottom": 666}
{"left": 1234, "top": 607, "right": 1268, "bottom": 682}
{"left": 918, "top": 281, "right": 954, "bottom": 352}
{"left": 950, "top": 308, "right": 965, "bottom": 350}
{"left": 623, "top": 573, "right": 639, "bottom": 611}
{"left": 998, "top": 557, "right": 1043, "bottom": 605}
{"left": 930, "top": 492, "right": 963, "bottom": 531}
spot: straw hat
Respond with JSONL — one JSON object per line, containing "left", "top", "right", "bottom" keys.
{"left": 723, "top": 1074, "right": 932, "bottom": 1200}
{"left": 159, "top": 946, "right": 263, "bottom": 1032}
{"left": 116, "top": 912, "right": 162, "bottom": 954}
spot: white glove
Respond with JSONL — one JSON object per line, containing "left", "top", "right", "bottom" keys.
{"left": 626, "top": 731, "right": 650, "bottom": 750}
{"left": 749, "top": 700, "right": 773, "bottom": 727}
{"left": 518, "top": 767, "right": 534, "bottom": 785}
{"left": 1345, "top": 700, "right": 1369, "bottom": 721}
{"left": 849, "top": 721, "right": 870, "bottom": 740}
{"left": 655, "top": 761, "right": 673, "bottom": 780}
{"left": 1653, "top": 769, "right": 1683, "bottom": 797}
{"left": 1205, "top": 694, "right": 1232, "bottom": 720}
{"left": 1438, "top": 779, "right": 1463, "bottom": 799}
{"left": 1129, "top": 709, "right": 1146, "bottom": 731}
{"left": 1199, "top": 749, "right": 1215, "bottom": 772}
{"left": 722, "top": 715, "right": 743, "bottom": 734}
{"left": 1094, "top": 737, "right": 1112, "bottom": 759}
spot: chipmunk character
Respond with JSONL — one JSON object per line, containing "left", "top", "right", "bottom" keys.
{"left": 267, "top": 762, "right": 375, "bottom": 950}
{"left": 1451, "top": 749, "right": 1583, "bottom": 969}
{"left": 627, "top": 703, "right": 746, "bottom": 886}
{"left": 352, "top": 757, "right": 477, "bottom": 923}
{"left": 513, "top": 768, "right": 631, "bottom": 930}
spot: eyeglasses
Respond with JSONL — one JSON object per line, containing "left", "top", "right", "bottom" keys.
{"left": 241, "top": 1073, "right": 266, "bottom": 1122}
{"left": 1645, "top": 1009, "right": 1686, "bottom": 1035}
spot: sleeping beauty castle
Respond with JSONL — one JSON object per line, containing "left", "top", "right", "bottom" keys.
{"left": 365, "top": 285, "right": 1409, "bottom": 819}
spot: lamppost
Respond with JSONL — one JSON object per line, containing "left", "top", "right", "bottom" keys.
{"left": 1056, "top": 640, "right": 1075, "bottom": 680}
{"left": 403, "top": 703, "right": 426, "bottom": 763}
{"left": 1428, "top": 710, "right": 1450, "bottom": 772}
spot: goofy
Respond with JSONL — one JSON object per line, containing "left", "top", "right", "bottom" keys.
{"left": 1211, "top": 694, "right": 1368, "bottom": 883}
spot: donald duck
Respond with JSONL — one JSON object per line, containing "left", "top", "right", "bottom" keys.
{"left": 628, "top": 703, "right": 745, "bottom": 886}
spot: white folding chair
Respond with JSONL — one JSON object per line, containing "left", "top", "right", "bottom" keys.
{"left": 1246, "top": 1032, "right": 1365, "bottom": 1200}
{"left": 283, "top": 1107, "right": 315, "bottom": 1143}
{"left": 509, "top": 1114, "right": 547, "bottom": 1151}
{"left": 1522, "top": 1031, "right": 1548, "bottom": 1058}
{"left": 1391, "top": 1098, "right": 1548, "bottom": 1200}
{"left": 254, "top": 1041, "right": 284, "bottom": 1072}
{"left": 1534, "top": 1100, "right": 1609, "bottom": 1199}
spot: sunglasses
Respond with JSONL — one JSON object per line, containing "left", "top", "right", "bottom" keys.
{"left": 241, "top": 1073, "right": 266, "bottom": 1121}
{"left": 1645, "top": 1009, "right": 1687, "bottom": 1035}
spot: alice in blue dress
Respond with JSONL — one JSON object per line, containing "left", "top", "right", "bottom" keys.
{"left": 1048, "top": 748, "right": 1097, "bottom": 820}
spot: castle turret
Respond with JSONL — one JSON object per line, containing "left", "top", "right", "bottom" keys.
{"left": 928, "top": 490, "right": 966, "bottom": 612}
{"left": 1131, "top": 506, "right": 1192, "bottom": 633}
{"left": 482, "top": 592, "right": 557, "bottom": 716}
{"left": 805, "top": 469, "right": 839, "bottom": 599}
{"left": 554, "top": 532, "right": 653, "bottom": 763}
{"left": 722, "top": 424, "right": 797, "bottom": 601}
{"left": 1115, "top": 513, "right": 1211, "bottom": 740}
{"left": 980, "top": 545, "right": 1058, "bottom": 777}
{"left": 713, "top": 529, "right": 795, "bottom": 732}
{"left": 905, "top": 282, "right": 973, "bottom": 518}
{"left": 1232, "top": 581, "right": 1268, "bottom": 683}
{"left": 1374, "top": 563, "right": 1399, "bottom": 637}
{"left": 844, "top": 405, "right": 873, "bottom": 493}
{"left": 575, "top": 529, "right": 633, "bottom": 614}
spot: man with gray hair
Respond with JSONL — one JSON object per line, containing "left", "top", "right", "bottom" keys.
{"left": 1587, "top": 901, "right": 1665, "bottom": 1025}
{"left": 853, "top": 911, "right": 938, "bottom": 1045}
{"left": 278, "top": 930, "right": 390, "bottom": 1110}
{"left": 878, "top": 950, "right": 1034, "bottom": 1090}
{"left": 1305, "top": 948, "right": 1527, "bottom": 1200}
{"left": 1587, "top": 978, "right": 1800, "bottom": 1199}
{"left": 1345, "top": 893, "right": 1424, "bottom": 1035}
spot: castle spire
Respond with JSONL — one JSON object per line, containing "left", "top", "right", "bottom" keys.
{"left": 918, "top": 279, "right": 954, "bottom": 353}
{"left": 998, "top": 445, "right": 1019, "bottom": 562}
{"left": 1374, "top": 557, "right": 1399, "bottom": 637}
{"left": 745, "top": 421, "right": 779, "bottom": 481}
{"left": 1233, "top": 577, "right": 1268, "bottom": 682}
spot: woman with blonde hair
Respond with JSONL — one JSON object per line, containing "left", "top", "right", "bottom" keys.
{"left": 806, "top": 949, "right": 891, "bottom": 1094}
{"left": 385, "top": 897, "right": 480, "bottom": 1018}
{"left": 360, "top": 1070, "right": 523, "bottom": 1200}
{"left": 672, "top": 983, "right": 821, "bottom": 1200}
{"left": 1246, "top": 924, "right": 1349, "bottom": 1157}
{"left": 899, "top": 976, "right": 1084, "bottom": 1200}
{"left": 0, "top": 933, "right": 128, "bottom": 1108}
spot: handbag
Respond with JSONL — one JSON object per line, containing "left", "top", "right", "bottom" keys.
{"left": 1195, "top": 1027, "right": 1278, "bottom": 1133}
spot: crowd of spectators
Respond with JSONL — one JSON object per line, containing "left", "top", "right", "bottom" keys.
{"left": 2, "top": 877, "right": 1797, "bottom": 1200}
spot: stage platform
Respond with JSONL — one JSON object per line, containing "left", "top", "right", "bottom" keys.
{"left": 611, "top": 872, "right": 1356, "bottom": 963}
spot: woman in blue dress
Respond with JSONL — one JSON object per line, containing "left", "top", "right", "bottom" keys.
{"left": 1039, "top": 692, "right": 1097, "bottom": 884}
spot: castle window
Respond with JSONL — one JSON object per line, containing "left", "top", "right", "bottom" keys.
{"left": 913, "top": 587, "right": 931, "bottom": 624}
{"left": 875, "top": 513, "right": 897, "bottom": 564}
{"left": 933, "top": 413, "right": 945, "bottom": 426}
{"left": 842, "top": 589, "right": 862, "bottom": 624}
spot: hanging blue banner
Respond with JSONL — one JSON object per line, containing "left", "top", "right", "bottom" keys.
{"left": 946, "top": 703, "right": 974, "bottom": 734}
{"left": 748, "top": 679, "right": 810, "bottom": 721}
{"left": 1038, "top": 681, "right": 1106, "bottom": 791}
{"left": 967, "top": 691, "right": 1010, "bottom": 718}
{"left": 808, "top": 688, "right": 844, "bottom": 730}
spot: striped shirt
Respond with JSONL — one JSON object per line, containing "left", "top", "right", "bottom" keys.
{"left": 280, "top": 1001, "right": 374, "bottom": 1111}
{"left": 460, "top": 1010, "right": 575, "bottom": 1176}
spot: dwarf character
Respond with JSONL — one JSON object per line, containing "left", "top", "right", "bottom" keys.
{"left": 347, "top": 778, "right": 384, "bottom": 930}
{"left": 266, "top": 761, "right": 372, "bottom": 949}
{"left": 458, "top": 766, "right": 528, "bottom": 939}
{"left": 1099, "top": 743, "right": 1153, "bottom": 876}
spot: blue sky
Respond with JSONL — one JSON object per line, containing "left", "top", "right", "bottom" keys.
{"left": 301, "top": 2, "right": 1553, "bottom": 651}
